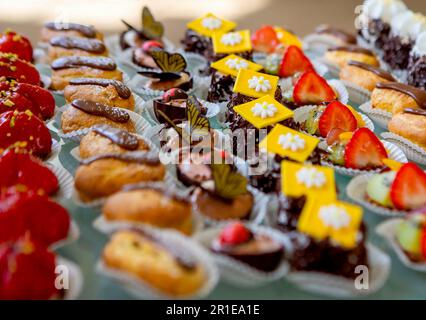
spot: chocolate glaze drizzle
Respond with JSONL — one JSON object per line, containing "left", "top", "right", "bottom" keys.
{"left": 348, "top": 60, "right": 395, "bottom": 81}
{"left": 71, "top": 99, "right": 130, "bottom": 123}
{"left": 69, "top": 78, "right": 131, "bottom": 99}
{"left": 404, "top": 108, "right": 426, "bottom": 116}
{"left": 49, "top": 36, "right": 106, "bottom": 53}
{"left": 93, "top": 124, "right": 139, "bottom": 150}
{"left": 81, "top": 151, "right": 160, "bottom": 165}
{"left": 44, "top": 22, "right": 96, "bottom": 38}
{"left": 328, "top": 45, "right": 374, "bottom": 55}
{"left": 51, "top": 56, "right": 116, "bottom": 71}
{"left": 376, "top": 82, "right": 426, "bottom": 109}
{"left": 315, "top": 25, "right": 356, "bottom": 44}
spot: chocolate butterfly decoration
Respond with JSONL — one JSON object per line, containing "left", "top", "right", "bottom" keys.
{"left": 121, "top": 6, "right": 164, "bottom": 40}
{"left": 156, "top": 95, "right": 209, "bottom": 144}
{"left": 138, "top": 50, "right": 187, "bottom": 80}
{"left": 210, "top": 164, "right": 248, "bottom": 200}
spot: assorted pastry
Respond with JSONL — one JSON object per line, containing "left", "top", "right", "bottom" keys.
{"left": 388, "top": 108, "right": 426, "bottom": 150}
{"left": 395, "top": 212, "right": 426, "bottom": 263}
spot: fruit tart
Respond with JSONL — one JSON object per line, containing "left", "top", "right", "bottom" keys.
{"left": 41, "top": 21, "right": 103, "bottom": 42}
{"left": 395, "top": 212, "right": 426, "bottom": 263}
{"left": 366, "top": 162, "right": 426, "bottom": 212}
{"left": 0, "top": 235, "right": 61, "bottom": 299}
{"left": 210, "top": 222, "right": 284, "bottom": 272}
{"left": 79, "top": 125, "right": 150, "bottom": 159}
{"left": 74, "top": 151, "right": 165, "bottom": 202}
{"left": 47, "top": 36, "right": 108, "bottom": 61}
{"left": 137, "top": 50, "right": 192, "bottom": 92}
{"left": 0, "top": 53, "right": 40, "bottom": 86}
{"left": 193, "top": 164, "right": 254, "bottom": 221}
{"left": 0, "top": 30, "right": 33, "bottom": 62}
{"left": 50, "top": 56, "right": 122, "bottom": 91}
{"left": 0, "top": 149, "right": 58, "bottom": 196}
{"left": 61, "top": 99, "right": 136, "bottom": 134}
{"left": 102, "top": 182, "right": 194, "bottom": 235}
{"left": 371, "top": 82, "right": 426, "bottom": 114}
{"left": 0, "top": 110, "right": 52, "bottom": 158}
{"left": 0, "top": 80, "right": 55, "bottom": 120}
{"left": 64, "top": 78, "right": 135, "bottom": 111}
{"left": 102, "top": 229, "right": 206, "bottom": 296}
{"left": 0, "top": 186, "right": 70, "bottom": 247}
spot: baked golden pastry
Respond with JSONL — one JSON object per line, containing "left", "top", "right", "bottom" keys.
{"left": 47, "top": 36, "right": 108, "bottom": 61}
{"left": 388, "top": 109, "right": 426, "bottom": 149}
{"left": 339, "top": 60, "right": 396, "bottom": 91}
{"left": 324, "top": 45, "right": 379, "bottom": 69}
{"left": 41, "top": 22, "right": 103, "bottom": 42}
{"left": 371, "top": 82, "right": 426, "bottom": 114}
{"left": 61, "top": 100, "right": 136, "bottom": 134}
{"left": 102, "top": 230, "right": 205, "bottom": 296}
{"left": 79, "top": 125, "right": 150, "bottom": 159}
{"left": 50, "top": 56, "right": 122, "bottom": 91}
{"left": 74, "top": 152, "right": 165, "bottom": 202}
{"left": 102, "top": 183, "right": 193, "bottom": 235}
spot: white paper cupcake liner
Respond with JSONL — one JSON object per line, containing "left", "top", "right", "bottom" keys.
{"left": 359, "top": 101, "right": 391, "bottom": 130}
{"left": 56, "top": 106, "right": 151, "bottom": 142}
{"left": 286, "top": 243, "right": 391, "bottom": 297}
{"left": 56, "top": 256, "right": 84, "bottom": 300}
{"left": 381, "top": 132, "right": 426, "bottom": 166}
{"left": 293, "top": 105, "right": 375, "bottom": 136}
{"left": 45, "top": 138, "right": 61, "bottom": 162}
{"left": 51, "top": 220, "right": 80, "bottom": 250}
{"left": 194, "top": 223, "right": 291, "bottom": 287}
{"left": 96, "top": 226, "right": 219, "bottom": 299}
{"left": 128, "top": 73, "right": 209, "bottom": 101}
{"left": 40, "top": 74, "right": 52, "bottom": 90}
{"left": 48, "top": 163, "right": 74, "bottom": 200}
{"left": 376, "top": 219, "right": 426, "bottom": 272}
{"left": 191, "top": 185, "right": 269, "bottom": 226}
{"left": 320, "top": 140, "right": 407, "bottom": 176}
{"left": 346, "top": 174, "right": 408, "bottom": 217}
{"left": 318, "top": 56, "right": 340, "bottom": 77}
{"left": 341, "top": 80, "right": 371, "bottom": 105}
{"left": 312, "top": 60, "right": 329, "bottom": 77}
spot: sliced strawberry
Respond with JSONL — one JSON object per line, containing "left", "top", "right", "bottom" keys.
{"left": 390, "top": 163, "right": 426, "bottom": 210}
{"left": 344, "top": 128, "right": 387, "bottom": 169}
{"left": 421, "top": 228, "right": 426, "bottom": 260}
{"left": 251, "top": 25, "right": 280, "bottom": 53}
{"left": 0, "top": 31, "right": 33, "bottom": 62}
{"left": 293, "top": 71, "right": 336, "bottom": 105}
{"left": 319, "top": 101, "right": 357, "bottom": 138}
{"left": 326, "top": 128, "right": 345, "bottom": 145}
{"left": 219, "top": 222, "right": 252, "bottom": 245}
{"left": 278, "top": 45, "right": 313, "bottom": 77}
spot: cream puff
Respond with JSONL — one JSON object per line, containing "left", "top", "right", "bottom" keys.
{"left": 47, "top": 36, "right": 108, "bottom": 61}
{"left": 50, "top": 56, "right": 122, "bottom": 91}
{"left": 339, "top": 60, "right": 396, "bottom": 91}
{"left": 61, "top": 99, "right": 136, "bottom": 134}
{"left": 388, "top": 108, "right": 426, "bottom": 149}
{"left": 64, "top": 78, "right": 135, "bottom": 111}
{"left": 41, "top": 22, "right": 103, "bottom": 42}
{"left": 74, "top": 152, "right": 165, "bottom": 202}
{"left": 371, "top": 82, "right": 426, "bottom": 114}
{"left": 79, "top": 125, "right": 150, "bottom": 159}
{"left": 324, "top": 45, "right": 379, "bottom": 69}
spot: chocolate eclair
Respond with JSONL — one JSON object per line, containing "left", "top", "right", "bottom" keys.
{"left": 61, "top": 99, "right": 136, "bottom": 133}
{"left": 79, "top": 124, "right": 150, "bottom": 159}
{"left": 371, "top": 82, "right": 426, "bottom": 113}
{"left": 48, "top": 36, "right": 107, "bottom": 61}
{"left": 50, "top": 56, "right": 122, "bottom": 91}
{"left": 41, "top": 22, "right": 103, "bottom": 42}
{"left": 340, "top": 60, "right": 395, "bottom": 91}
{"left": 388, "top": 108, "right": 426, "bottom": 149}
{"left": 324, "top": 45, "right": 379, "bottom": 69}
{"left": 64, "top": 78, "right": 135, "bottom": 110}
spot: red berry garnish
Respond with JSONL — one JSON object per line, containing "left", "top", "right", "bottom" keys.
{"left": 219, "top": 222, "right": 252, "bottom": 246}
{"left": 319, "top": 100, "right": 357, "bottom": 138}
{"left": 251, "top": 25, "right": 280, "bottom": 53}
{"left": 278, "top": 45, "right": 313, "bottom": 77}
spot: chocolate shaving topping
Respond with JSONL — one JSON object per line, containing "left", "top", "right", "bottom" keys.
{"left": 80, "top": 151, "right": 160, "bottom": 165}
{"left": 403, "top": 108, "right": 426, "bottom": 117}
{"left": 49, "top": 36, "right": 106, "bottom": 53}
{"left": 328, "top": 45, "right": 374, "bottom": 55}
{"left": 348, "top": 60, "right": 395, "bottom": 81}
{"left": 71, "top": 99, "right": 130, "bottom": 123}
{"left": 92, "top": 124, "right": 139, "bottom": 150}
{"left": 44, "top": 22, "right": 96, "bottom": 38}
{"left": 315, "top": 25, "right": 356, "bottom": 44}
{"left": 376, "top": 82, "right": 426, "bottom": 109}
{"left": 69, "top": 78, "right": 131, "bottom": 99}
{"left": 51, "top": 56, "right": 116, "bottom": 70}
